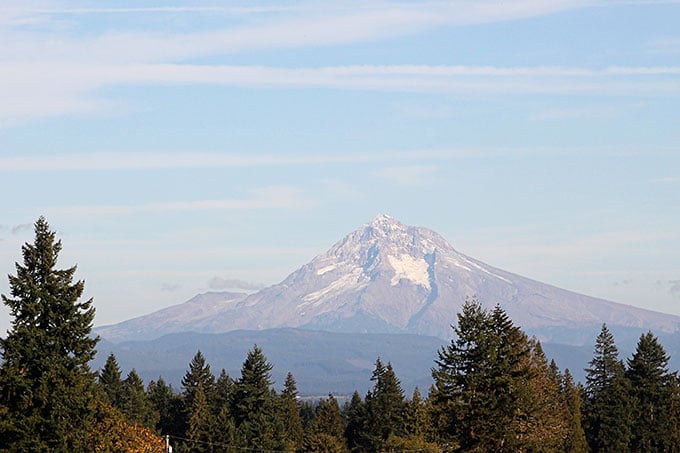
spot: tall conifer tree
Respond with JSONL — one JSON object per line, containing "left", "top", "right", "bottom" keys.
{"left": 120, "top": 369, "right": 158, "bottom": 428}
{"left": 431, "top": 300, "right": 533, "bottom": 451}
{"left": 147, "top": 377, "right": 183, "bottom": 437}
{"left": 583, "top": 324, "right": 632, "bottom": 452}
{"left": 626, "top": 331, "right": 677, "bottom": 452}
{"left": 98, "top": 353, "right": 124, "bottom": 409}
{"left": 181, "top": 350, "right": 215, "bottom": 409}
{"left": 362, "top": 358, "right": 406, "bottom": 450}
{"left": 562, "top": 369, "right": 588, "bottom": 453}
{"left": 279, "top": 372, "right": 304, "bottom": 450}
{"left": 231, "top": 345, "right": 278, "bottom": 449}
{"left": 0, "top": 217, "right": 99, "bottom": 451}
{"left": 344, "top": 390, "right": 366, "bottom": 452}
{"left": 186, "top": 381, "right": 211, "bottom": 453}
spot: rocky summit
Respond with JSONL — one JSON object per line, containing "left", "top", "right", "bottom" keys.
{"left": 97, "top": 214, "right": 680, "bottom": 342}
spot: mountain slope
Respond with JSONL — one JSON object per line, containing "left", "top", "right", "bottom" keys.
{"left": 97, "top": 214, "right": 680, "bottom": 342}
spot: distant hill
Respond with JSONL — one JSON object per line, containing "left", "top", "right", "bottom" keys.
{"left": 94, "top": 328, "right": 443, "bottom": 396}
{"left": 92, "top": 325, "right": 680, "bottom": 396}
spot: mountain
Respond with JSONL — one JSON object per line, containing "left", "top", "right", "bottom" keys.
{"left": 97, "top": 214, "right": 680, "bottom": 343}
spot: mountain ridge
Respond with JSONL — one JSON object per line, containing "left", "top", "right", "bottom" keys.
{"left": 97, "top": 214, "right": 680, "bottom": 342}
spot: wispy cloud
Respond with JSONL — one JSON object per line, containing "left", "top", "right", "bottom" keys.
{"left": 670, "top": 280, "right": 680, "bottom": 297}
{"left": 2, "top": 145, "right": 675, "bottom": 173}
{"left": 161, "top": 283, "right": 181, "bottom": 292}
{"left": 613, "top": 278, "right": 633, "bottom": 286}
{"left": 208, "top": 277, "right": 265, "bottom": 291}
{"left": 11, "top": 223, "right": 32, "bottom": 235}
{"left": 4, "top": 0, "right": 677, "bottom": 126}
{"left": 650, "top": 176, "right": 680, "bottom": 184}
{"left": 1, "top": 2, "right": 588, "bottom": 63}
{"left": 2, "top": 63, "right": 678, "bottom": 125}
{"left": 0, "top": 149, "right": 490, "bottom": 172}
{"left": 46, "top": 186, "right": 313, "bottom": 217}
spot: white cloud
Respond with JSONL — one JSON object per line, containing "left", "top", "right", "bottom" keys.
{"left": 11, "top": 223, "right": 32, "bottom": 235}
{"left": 46, "top": 185, "right": 314, "bottom": 217}
{"left": 4, "top": 0, "right": 663, "bottom": 125}
{"left": 2, "top": 2, "right": 570, "bottom": 64}
{"left": 2, "top": 62, "right": 679, "bottom": 125}
{"left": 0, "top": 149, "right": 475, "bottom": 172}
{"left": 1, "top": 145, "right": 675, "bottom": 173}
{"left": 650, "top": 176, "right": 680, "bottom": 184}
{"left": 670, "top": 280, "right": 680, "bottom": 297}
{"left": 208, "top": 277, "right": 265, "bottom": 291}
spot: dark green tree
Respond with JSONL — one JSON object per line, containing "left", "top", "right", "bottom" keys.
{"left": 343, "top": 390, "right": 366, "bottom": 452}
{"left": 210, "top": 370, "right": 236, "bottom": 451}
{"left": 181, "top": 350, "right": 215, "bottom": 410}
{"left": 0, "top": 217, "right": 99, "bottom": 451}
{"left": 279, "top": 371, "right": 304, "bottom": 450}
{"left": 430, "top": 299, "right": 490, "bottom": 449}
{"left": 626, "top": 331, "right": 677, "bottom": 452}
{"left": 562, "top": 369, "right": 588, "bottom": 453}
{"left": 120, "top": 369, "right": 158, "bottom": 429}
{"left": 362, "top": 358, "right": 406, "bottom": 450}
{"left": 213, "top": 368, "right": 234, "bottom": 413}
{"left": 309, "top": 394, "right": 345, "bottom": 443}
{"left": 404, "top": 387, "right": 429, "bottom": 437}
{"left": 430, "top": 300, "right": 533, "bottom": 452}
{"left": 98, "top": 353, "right": 124, "bottom": 409}
{"left": 186, "top": 381, "right": 211, "bottom": 453}
{"left": 583, "top": 324, "right": 632, "bottom": 453}
{"left": 147, "top": 377, "right": 183, "bottom": 436}
{"left": 231, "top": 345, "right": 279, "bottom": 450}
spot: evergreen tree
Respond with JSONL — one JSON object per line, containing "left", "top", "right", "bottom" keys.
{"left": 517, "top": 339, "right": 569, "bottom": 451}
{"left": 626, "top": 331, "right": 677, "bottom": 452}
{"left": 583, "top": 324, "right": 632, "bottom": 453}
{"left": 187, "top": 381, "right": 211, "bottom": 453}
{"left": 301, "top": 432, "right": 346, "bottom": 453}
{"left": 562, "top": 369, "right": 588, "bottom": 453}
{"left": 279, "top": 371, "right": 304, "bottom": 450}
{"left": 430, "top": 299, "right": 489, "bottom": 449}
{"left": 362, "top": 358, "right": 406, "bottom": 450}
{"left": 404, "top": 387, "right": 429, "bottom": 438}
{"left": 0, "top": 217, "right": 99, "bottom": 451}
{"left": 343, "top": 390, "right": 366, "bottom": 452}
{"left": 181, "top": 350, "right": 216, "bottom": 409}
{"left": 430, "top": 300, "right": 533, "bottom": 452}
{"left": 231, "top": 345, "right": 279, "bottom": 450}
{"left": 394, "top": 388, "right": 439, "bottom": 452}
{"left": 120, "top": 369, "right": 158, "bottom": 429}
{"left": 147, "top": 377, "right": 183, "bottom": 437}
{"left": 310, "top": 394, "right": 345, "bottom": 442}
{"left": 208, "top": 368, "right": 236, "bottom": 449}
{"left": 213, "top": 368, "right": 234, "bottom": 413}
{"left": 98, "top": 353, "right": 124, "bottom": 409}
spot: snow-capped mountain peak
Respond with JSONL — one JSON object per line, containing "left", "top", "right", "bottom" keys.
{"left": 97, "top": 215, "right": 680, "bottom": 342}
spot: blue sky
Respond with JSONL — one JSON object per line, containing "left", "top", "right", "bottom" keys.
{"left": 1, "top": 0, "right": 679, "bottom": 333}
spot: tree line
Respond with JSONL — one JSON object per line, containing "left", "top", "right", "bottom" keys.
{"left": 2, "top": 219, "right": 680, "bottom": 452}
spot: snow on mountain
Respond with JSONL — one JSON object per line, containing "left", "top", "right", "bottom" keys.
{"left": 97, "top": 214, "right": 680, "bottom": 342}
